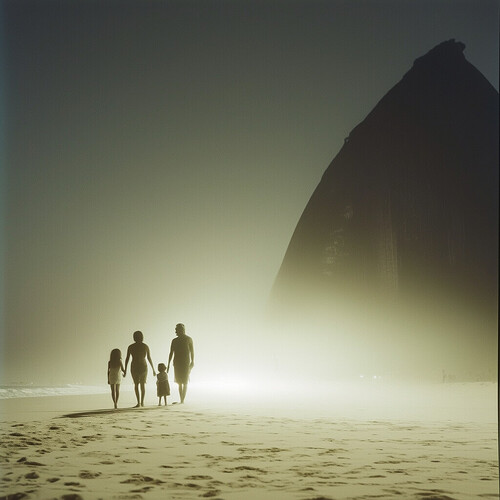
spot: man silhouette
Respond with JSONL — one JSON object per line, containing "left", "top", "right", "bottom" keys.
{"left": 167, "top": 323, "right": 194, "bottom": 404}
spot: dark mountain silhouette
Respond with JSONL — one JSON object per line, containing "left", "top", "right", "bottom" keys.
{"left": 267, "top": 41, "right": 498, "bottom": 380}
{"left": 271, "top": 40, "right": 498, "bottom": 315}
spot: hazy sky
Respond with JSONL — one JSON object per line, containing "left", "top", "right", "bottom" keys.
{"left": 1, "top": 0, "right": 498, "bottom": 385}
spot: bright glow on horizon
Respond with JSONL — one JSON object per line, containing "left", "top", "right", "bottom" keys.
{"left": 184, "top": 377, "right": 498, "bottom": 424}
{"left": 2, "top": 1, "right": 498, "bottom": 389}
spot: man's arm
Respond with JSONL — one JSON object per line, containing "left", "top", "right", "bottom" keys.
{"left": 189, "top": 338, "right": 195, "bottom": 368}
{"left": 167, "top": 340, "right": 174, "bottom": 373}
{"left": 124, "top": 345, "right": 131, "bottom": 375}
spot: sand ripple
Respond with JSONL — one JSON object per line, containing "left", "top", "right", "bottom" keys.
{"left": 0, "top": 405, "right": 498, "bottom": 499}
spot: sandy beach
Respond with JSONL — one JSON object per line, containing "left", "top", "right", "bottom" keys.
{"left": 0, "top": 382, "right": 498, "bottom": 500}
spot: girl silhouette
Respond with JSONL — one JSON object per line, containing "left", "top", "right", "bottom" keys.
{"left": 108, "top": 348, "right": 125, "bottom": 409}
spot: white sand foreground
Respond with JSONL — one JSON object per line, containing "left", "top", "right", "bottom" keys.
{"left": 0, "top": 383, "right": 498, "bottom": 500}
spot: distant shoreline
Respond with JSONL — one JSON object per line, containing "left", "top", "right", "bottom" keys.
{"left": 0, "top": 381, "right": 497, "bottom": 425}
{"left": 0, "top": 385, "right": 111, "bottom": 400}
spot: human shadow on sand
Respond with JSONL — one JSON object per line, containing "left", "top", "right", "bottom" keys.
{"left": 60, "top": 406, "right": 164, "bottom": 418}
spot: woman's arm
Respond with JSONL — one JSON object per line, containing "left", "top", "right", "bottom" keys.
{"left": 146, "top": 345, "right": 156, "bottom": 376}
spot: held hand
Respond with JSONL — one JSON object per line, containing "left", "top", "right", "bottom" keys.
{"left": 153, "top": 371, "right": 156, "bottom": 377}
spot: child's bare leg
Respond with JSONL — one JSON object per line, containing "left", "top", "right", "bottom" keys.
{"left": 110, "top": 385, "right": 116, "bottom": 406}
{"left": 115, "top": 384, "right": 120, "bottom": 408}
{"left": 158, "top": 397, "right": 161, "bottom": 406}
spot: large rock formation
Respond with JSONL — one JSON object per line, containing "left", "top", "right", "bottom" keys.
{"left": 271, "top": 40, "right": 498, "bottom": 312}
{"left": 268, "top": 41, "right": 498, "bottom": 379}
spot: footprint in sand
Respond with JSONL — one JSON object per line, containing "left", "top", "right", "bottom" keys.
{"left": 120, "top": 474, "right": 165, "bottom": 486}
{"left": 414, "top": 492, "right": 455, "bottom": 500}
{"left": 82, "top": 434, "right": 102, "bottom": 441}
{"left": 222, "top": 466, "right": 268, "bottom": 475}
{"left": 63, "top": 481, "right": 82, "bottom": 487}
{"left": 78, "top": 470, "right": 102, "bottom": 479}
{"left": 319, "top": 448, "right": 348, "bottom": 455}
{"left": 185, "top": 483, "right": 203, "bottom": 489}
{"left": 200, "top": 490, "right": 221, "bottom": 498}
{"left": 234, "top": 454, "right": 258, "bottom": 462}
{"left": 130, "top": 486, "right": 154, "bottom": 493}
{"left": 208, "top": 480, "right": 224, "bottom": 487}
{"left": 17, "top": 458, "right": 46, "bottom": 466}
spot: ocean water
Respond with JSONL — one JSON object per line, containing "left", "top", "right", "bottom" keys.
{"left": 0, "top": 385, "right": 109, "bottom": 399}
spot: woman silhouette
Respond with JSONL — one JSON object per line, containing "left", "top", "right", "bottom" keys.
{"left": 124, "top": 331, "right": 156, "bottom": 407}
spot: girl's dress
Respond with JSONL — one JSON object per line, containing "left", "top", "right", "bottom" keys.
{"left": 108, "top": 364, "right": 122, "bottom": 385}
{"left": 157, "top": 372, "right": 170, "bottom": 397}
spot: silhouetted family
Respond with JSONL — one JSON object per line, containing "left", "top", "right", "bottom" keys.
{"left": 107, "top": 323, "right": 195, "bottom": 409}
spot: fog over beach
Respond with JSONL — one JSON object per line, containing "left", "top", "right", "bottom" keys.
{"left": 1, "top": 0, "right": 499, "bottom": 387}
